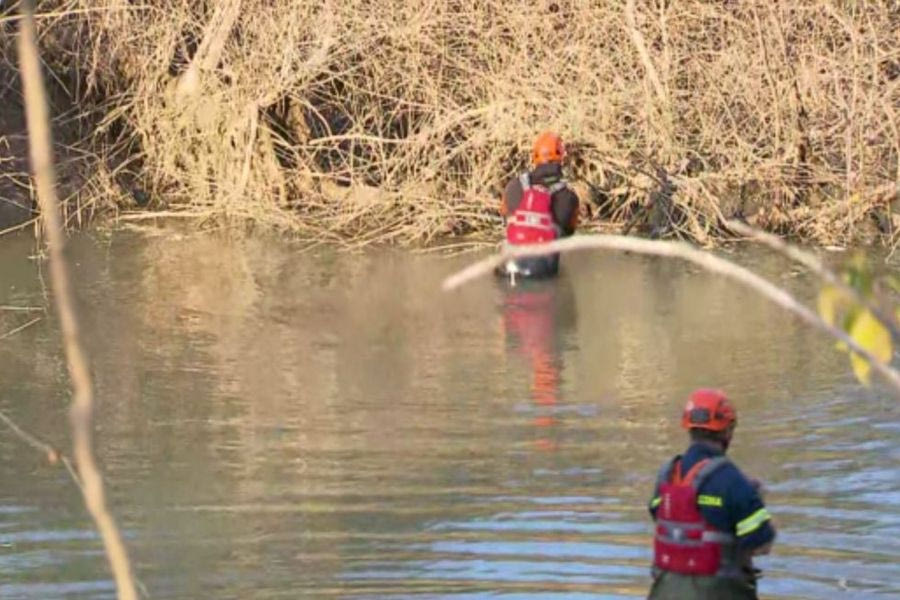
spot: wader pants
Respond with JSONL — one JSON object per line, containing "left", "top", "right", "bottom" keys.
{"left": 497, "top": 254, "right": 560, "bottom": 280}
{"left": 648, "top": 571, "right": 759, "bottom": 600}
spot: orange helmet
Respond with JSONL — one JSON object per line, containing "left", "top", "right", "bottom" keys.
{"left": 681, "top": 388, "right": 736, "bottom": 432}
{"left": 531, "top": 131, "right": 566, "bottom": 166}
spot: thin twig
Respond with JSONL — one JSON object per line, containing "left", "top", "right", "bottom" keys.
{"left": 115, "top": 210, "right": 209, "bottom": 222}
{"left": 624, "top": 0, "right": 667, "bottom": 109}
{"left": 0, "top": 410, "right": 83, "bottom": 490}
{"left": 17, "top": 3, "right": 139, "bottom": 599}
{"left": 0, "top": 5, "right": 151, "bottom": 26}
{"left": 0, "top": 316, "right": 42, "bottom": 340}
{"left": 441, "top": 234, "right": 900, "bottom": 397}
{"left": 725, "top": 219, "right": 900, "bottom": 341}
{"left": 0, "top": 217, "right": 40, "bottom": 237}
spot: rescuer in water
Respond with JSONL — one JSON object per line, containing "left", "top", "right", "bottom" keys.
{"left": 647, "top": 389, "right": 776, "bottom": 599}
{"left": 498, "top": 131, "right": 580, "bottom": 281}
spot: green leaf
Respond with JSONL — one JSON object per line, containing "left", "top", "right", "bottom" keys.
{"left": 848, "top": 310, "right": 893, "bottom": 386}
{"left": 844, "top": 252, "right": 874, "bottom": 296}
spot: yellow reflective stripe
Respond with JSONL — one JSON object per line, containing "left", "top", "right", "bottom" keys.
{"left": 650, "top": 497, "right": 661, "bottom": 508}
{"left": 736, "top": 508, "right": 771, "bottom": 536}
{"left": 697, "top": 494, "right": 723, "bottom": 507}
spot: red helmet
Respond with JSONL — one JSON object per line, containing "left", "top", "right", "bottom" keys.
{"left": 681, "top": 389, "right": 736, "bottom": 432}
{"left": 531, "top": 131, "right": 566, "bottom": 166}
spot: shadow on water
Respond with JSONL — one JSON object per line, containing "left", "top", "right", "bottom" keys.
{"left": 0, "top": 231, "right": 898, "bottom": 598}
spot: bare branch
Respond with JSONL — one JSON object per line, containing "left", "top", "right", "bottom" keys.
{"left": 17, "top": 2, "right": 139, "bottom": 598}
{"left": 726, "top": 219, "right": 900, "bottom": 341}
{"left": 175, "top": 0, "right": 242, "bottom": 99}
{"left": 624, "top": 0, "right": 667, "bottom": 110}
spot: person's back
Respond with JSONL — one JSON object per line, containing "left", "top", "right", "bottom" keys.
{"left": 498, "top": 132, "right": 579, "bottom": 280}
{"left": 648, "top": 389, "right": 776, "bottom": 600}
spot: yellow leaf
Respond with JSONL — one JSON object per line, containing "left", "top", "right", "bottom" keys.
{"left": 817, "top": 285, "right": 842, "bottom": 327}
{"left": 848, "top": 310, "right": 893, "bottom": 386}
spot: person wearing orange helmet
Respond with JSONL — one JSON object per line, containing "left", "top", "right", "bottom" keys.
{"left": 498, "top": 131, "right": 580, "bottom": 281}
{"left": 647, "top": 389, "right": 776, "bottom": 599}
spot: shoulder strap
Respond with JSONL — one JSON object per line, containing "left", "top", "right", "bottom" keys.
{"left": 690, "top": 456, "right": 731, "bottom": 490}
{"left": 548, "top": 180, "right": 567, "bottom": 194}
{"left": 519, "top": 173, "right": 530, "bottom": 190}
{"left": 657, "top": 455, "right": 681, "bottom": 486}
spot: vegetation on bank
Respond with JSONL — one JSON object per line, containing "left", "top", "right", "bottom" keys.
{"left": 1, "top": 1, "right": 898, "bottom": 245}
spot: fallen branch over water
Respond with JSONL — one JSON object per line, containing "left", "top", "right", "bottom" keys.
{"left": 441, "top": 235, "right": 900, "bottom": 397}
{"left": 17, "top": 2, "right": 139, "bottom": 598}
{"left": 726, "top": 219, "right": 900, "bottom": 342}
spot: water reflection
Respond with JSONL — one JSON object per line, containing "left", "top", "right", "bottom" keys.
{"left": 500, "top": 276, "right": 578, "bottom": 452}
{"left": 0, "top": 232, "right": 897, "bottom": 598}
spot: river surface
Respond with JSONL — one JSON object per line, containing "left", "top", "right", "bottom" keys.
{"left": 0, "top": 230, "right": 898, "bottom": 599}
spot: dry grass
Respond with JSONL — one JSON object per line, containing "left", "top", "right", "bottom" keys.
{"left": 3, "top": 0, "right": 899, "bottom": 245}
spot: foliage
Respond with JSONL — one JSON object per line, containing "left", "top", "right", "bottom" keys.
{"left": 817, "top": 252, "right": 897, "bottom": 386}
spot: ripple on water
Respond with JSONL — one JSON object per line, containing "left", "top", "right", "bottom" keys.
{"left": 0, "top": 236, "right": 898, "bottom": 598}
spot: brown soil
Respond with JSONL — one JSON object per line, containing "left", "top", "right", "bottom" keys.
{"left": 0, "top": 85, "right": 33, "bottom": 231}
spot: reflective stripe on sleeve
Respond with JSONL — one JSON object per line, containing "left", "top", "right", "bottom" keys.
{"left": 650, "top": 497, "right": 661, "bottom": 509}
{"left": 736, "top": 508, "right": 771, "bottom": 536}
{"left": 697, "top": 494, "right": 723, "bottom": 508}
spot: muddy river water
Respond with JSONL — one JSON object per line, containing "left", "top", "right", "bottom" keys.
{"left": 0, "top": 231, "right": 897, "bottom": 599}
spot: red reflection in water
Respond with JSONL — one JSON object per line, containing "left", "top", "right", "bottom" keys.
{"left": 501, "top": 280, "right": 572, "bottom": 452}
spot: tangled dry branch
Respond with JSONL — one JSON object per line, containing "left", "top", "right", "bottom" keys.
{"left": 2, "top": 0, "right": 898, "bottom": 245}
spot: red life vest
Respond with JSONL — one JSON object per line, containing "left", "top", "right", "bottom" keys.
{"left": 506, "top": 174, "right": 565, "bottom": 245}
{"left": 653, "top": 456, "right": 736, "bottom": 576}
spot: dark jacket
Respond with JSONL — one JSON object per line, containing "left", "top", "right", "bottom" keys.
{"left": 501, "top": 162, "right": 580, "bottom": 237}
{"left": 649, "top": 442, "right": 776, "bottom": 554}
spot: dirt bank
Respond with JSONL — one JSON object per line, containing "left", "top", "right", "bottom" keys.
{"left": 0, "top": 82, "right": 32, "bottom": 231}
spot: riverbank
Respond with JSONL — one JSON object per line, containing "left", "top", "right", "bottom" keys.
{"left": 1, "top": 1, "right": 898, "bottom": 245}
